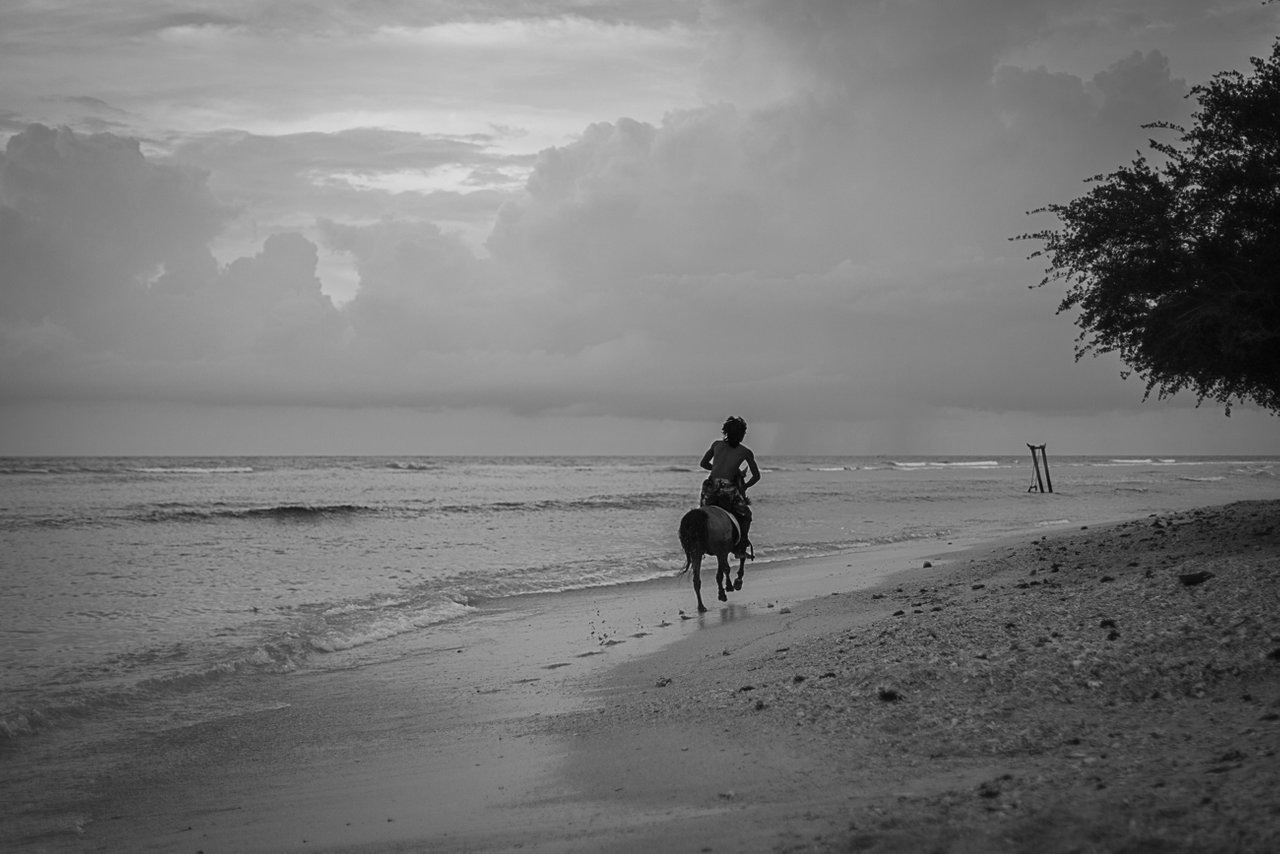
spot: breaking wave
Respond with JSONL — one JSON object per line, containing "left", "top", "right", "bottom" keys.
{"left": 130, "top": 466, "right": 255, "bottom": 474}
{"left": 888, "top": 460, "right": 1003, "bottom": 470}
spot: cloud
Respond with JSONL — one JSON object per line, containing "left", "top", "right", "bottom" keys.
{"left": 166, "top": 127, "right": 522, "bottom": 251}
{"left": 0, "top": 123, "right": 231, "bottom": 325}
{"left": 2, "top": 1, "right": 1276, "bottom": 455}
{"left": 0, "top": 3, "right": 703, "bottom": 144}
{"left": 0, "top": 124, "right": 346, "bottom": 398}
{"left": 701, "top": 0, "right": 1053, "bottom": 102}
{"left": 1092, "top": 48, "right": 1188, "bottom": 125}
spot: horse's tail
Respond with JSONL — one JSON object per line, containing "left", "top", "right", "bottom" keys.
{"left": 678, "top": 508, "right": 707, "bottom": 574}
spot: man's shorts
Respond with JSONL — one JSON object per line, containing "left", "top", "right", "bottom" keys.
{"left": 700, "top": 477, "right": 751, "bottom": 518}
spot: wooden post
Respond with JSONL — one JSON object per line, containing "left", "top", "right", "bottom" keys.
{"left": 1027, "top": 443, "right": 1046, "bottom": 493}
{"left": 1041, "top": 445, "right": 1053, "bottom": 493}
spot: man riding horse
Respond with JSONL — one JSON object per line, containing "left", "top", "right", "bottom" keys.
{"left": 699, "top": 415, "right": 760, "bottom": 559}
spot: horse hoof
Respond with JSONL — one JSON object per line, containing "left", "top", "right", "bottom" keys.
{"left": 698, "top": 603, "right": 708, "bottom": 613}
{"left": 718, "top": 591, "right": 727, "bottom": 602}
{"left": 734, "top": 579, "right": 743, "bottom": 591}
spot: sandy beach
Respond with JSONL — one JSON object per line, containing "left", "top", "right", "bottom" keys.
{"left": 60, "top": 498, "right": 1280, "bottom": 852}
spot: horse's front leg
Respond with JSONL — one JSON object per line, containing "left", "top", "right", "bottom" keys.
{"left": 716, "top": 554, "right": 730, "bottom": 602}
{"left": 734, "top": 554, "right": 745, "bottom": 591}
{"left": 692, "top": 556, "right": 708, "bottom": 613}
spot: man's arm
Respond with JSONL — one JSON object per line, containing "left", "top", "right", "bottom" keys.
{"left": 741, "top": 450, "right": 761, "bottom": 491}
{"left": 699, "top": 443, "right": 716, "bottom": 472}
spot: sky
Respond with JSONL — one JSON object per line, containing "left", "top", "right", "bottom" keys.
{"left": 1, "top": 0, "right": 1278, "bottom": 457}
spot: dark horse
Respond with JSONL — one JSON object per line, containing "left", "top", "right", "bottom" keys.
{"left": 678, "top": 505, "right": 748, "bottom": 612}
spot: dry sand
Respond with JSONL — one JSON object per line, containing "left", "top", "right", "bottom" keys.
{"left": 76, "top": 500, "right": 1280, "bottom": 853}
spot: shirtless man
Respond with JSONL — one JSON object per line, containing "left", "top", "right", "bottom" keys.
{"left": 699, "top": 415, "right": 761, "bottom": 558}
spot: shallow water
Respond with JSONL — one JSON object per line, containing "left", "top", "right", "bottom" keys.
{"left": 1, "top": 453, "right": 1276, "bottom": 744}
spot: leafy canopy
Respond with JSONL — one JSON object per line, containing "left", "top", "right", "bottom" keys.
{"left": 1019, "top": 38, "right": 1280, "bottom": 414}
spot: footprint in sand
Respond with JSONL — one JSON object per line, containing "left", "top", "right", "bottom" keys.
{"left": 631, "top": 631, "right": 650, "bottom": 638}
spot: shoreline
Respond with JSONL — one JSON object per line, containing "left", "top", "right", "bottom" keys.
{"left": 20, "top": 498, "right": 1280, "bottom": 853}
{"left": 538, "top": 499, "right": 1280, "bottom": 853}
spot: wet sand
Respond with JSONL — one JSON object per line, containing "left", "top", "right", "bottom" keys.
{"left": 71, "top": 500, "right": 1280, "bottom": 852}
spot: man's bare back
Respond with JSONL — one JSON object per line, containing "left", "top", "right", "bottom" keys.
{"left": 700, "top": 440, "right": 760, "bottom": 492}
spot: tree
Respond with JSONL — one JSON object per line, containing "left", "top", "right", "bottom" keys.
{"left": 1019, "top": 38, "right": 1280, "bottom": 415}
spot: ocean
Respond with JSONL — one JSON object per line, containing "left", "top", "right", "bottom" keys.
{"left": 2, "top": 454, "right": 1276, "bottom": 751}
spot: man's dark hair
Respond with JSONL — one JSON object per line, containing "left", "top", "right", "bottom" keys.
{"left": 722, "top": 416, "right": 747, "bottom": 447}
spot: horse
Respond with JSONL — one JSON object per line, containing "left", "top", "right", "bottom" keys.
{"left": 678, "top": 504, "right": 748, "bottom": 613}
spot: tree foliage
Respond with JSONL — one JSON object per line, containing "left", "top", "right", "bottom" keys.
{"left": 1020, "top": 38, "right": 1280, "bottom": 414}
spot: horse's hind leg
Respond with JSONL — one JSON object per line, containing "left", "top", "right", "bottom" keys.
{"left": 734, "top": 555, "right": 745, "bottom": 591}
{"left": 692, "top": 557, "right": 708, "bottom": 613}
{"left": 716, "top": 555, "right": 730, "bottom": 602}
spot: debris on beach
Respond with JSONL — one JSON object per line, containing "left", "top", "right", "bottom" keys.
{"left": 1178, "top": 569, "right": 1215, "bottom": 586}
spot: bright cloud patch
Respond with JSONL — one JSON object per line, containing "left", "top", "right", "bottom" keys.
{"left": 317, "top": 164, "right": 527, "bottom": 195}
